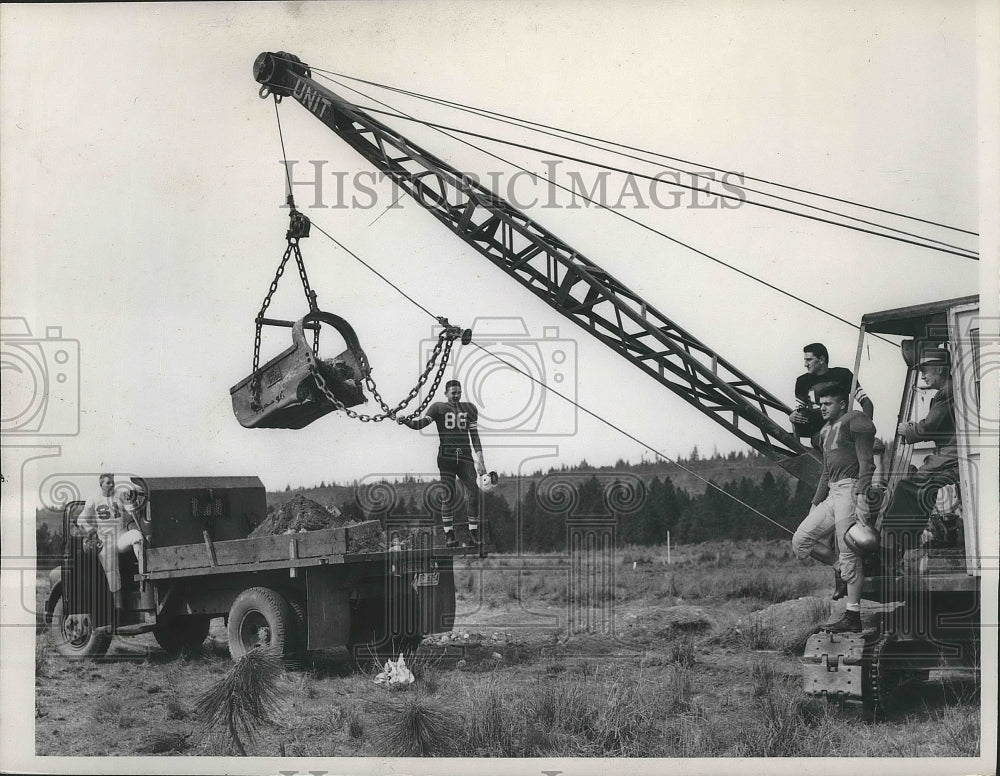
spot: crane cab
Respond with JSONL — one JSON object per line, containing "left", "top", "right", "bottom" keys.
{"left": 853, "top": 294, "right": 982, "bottom": 588}
{"left": 803, "top": 296, "right": 983, "bottom": 713}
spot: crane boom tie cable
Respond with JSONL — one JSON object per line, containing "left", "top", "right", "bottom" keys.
{"left": 323, "top": 97, "right": 977, "bottom": 259}
{"left": 316, "top": 75, "right": 903, "bottom": 345}
{"left": 287, "top": 57, "right": 978, "bottom": 237}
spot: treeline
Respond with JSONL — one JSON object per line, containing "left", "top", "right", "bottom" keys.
{"left": 340, "top": 470, "right": 814, "bottom": 553}
{"left": 36, "top": 523, "right": 63, "bottom": 569}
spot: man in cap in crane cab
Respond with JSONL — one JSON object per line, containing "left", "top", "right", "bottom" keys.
{"left": 399, "top": 380, "right": 488, "bottom": 548}
{"left": 881, "top": 347, "right": 959, "bottom": 561}
{"left": 791, "top": 383, "right": 877, "bottom": 633}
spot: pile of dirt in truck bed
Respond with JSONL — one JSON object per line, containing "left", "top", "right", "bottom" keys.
{"left": 250, "top": 495, "right": 349, "bottom": 537}
{"left": 250, "top": 495, "right": 388, "bottom": 552}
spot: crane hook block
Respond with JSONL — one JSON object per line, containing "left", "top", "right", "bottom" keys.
{"left": 229, "top": 310, "right": 369, "bottom": 429}
{"left": 287, "top": 208, "right": 311, "bottom": 240}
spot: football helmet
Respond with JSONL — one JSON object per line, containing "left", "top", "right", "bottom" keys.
{"left": 843, "top": 521, "right": 880, "bottom": 555}
{"left": 478, "top": 471, "right": 499, "bottom": 493}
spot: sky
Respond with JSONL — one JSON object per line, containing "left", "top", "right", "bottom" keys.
{"left": 1, "top": 2, "right": 998, "bottom": 773}
{"left": 2, "top": 1, "right": 993, "bottom": 500}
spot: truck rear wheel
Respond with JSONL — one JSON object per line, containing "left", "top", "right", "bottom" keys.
{"left": 227, "top": 587, "right": 295, "bottom": 660}
{"left": 49, "top": 598, "right": 112, "bottom": 659}
{"left": 153, "top": 615, "right": 211, "bottom": 654}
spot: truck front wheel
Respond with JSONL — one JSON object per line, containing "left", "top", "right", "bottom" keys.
{"left": 49, "top": 598, "right": 112, "bottom": 659}
{"left": 227, "top": 587, "right": 295, "bottom": 660}
{"left": 154, "top": 615, "right": 211, "bottom": 654}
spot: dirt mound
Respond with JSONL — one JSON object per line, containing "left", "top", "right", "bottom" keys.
{"left": 743, "top": 596, "right": 831, "bottom": 652}
{"left": 748, "top": 596, "right": 830, "bottom": 635}
{"left": 250, "top": 495, "right": 348, "bottom": 537}
{"left": 620, "top": 605, "right": 715, "bottom": 647}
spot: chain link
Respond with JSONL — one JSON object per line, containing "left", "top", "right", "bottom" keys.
{"left": 250, "top": 223, "right": 318, "bottom": 409}
{"left": 291, "top": 240, "right": 321, "bottom": 353}
{"left": 250, "top": 209, "right": 466, "bottom": 422}
{"left": 309, "top": 328, "right": 459, "bottom": 423}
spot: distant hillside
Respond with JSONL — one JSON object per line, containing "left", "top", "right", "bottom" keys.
{"left": 34, "top": 451, "right": 797, "bottom": 533}
{"left": 33, "top": 450, "right": 809, "bottom": 554}
{"left": 265, "top": 450, "right": 793, "bottom": 513}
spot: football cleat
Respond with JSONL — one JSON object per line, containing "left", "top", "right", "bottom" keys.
{"left": 822, "top": 610, "right": 862, "bottom": 633}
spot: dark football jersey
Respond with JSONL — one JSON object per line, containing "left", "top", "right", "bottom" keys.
{"left": 425, "top": 401, "right": 479, "bottom": 451}
{"left": 795, "top": 366, "right": 856, "bottom": 407}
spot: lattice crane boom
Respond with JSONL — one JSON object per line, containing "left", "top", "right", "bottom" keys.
{"left": 253, "top": 51, "right": 822, "bottom": 486}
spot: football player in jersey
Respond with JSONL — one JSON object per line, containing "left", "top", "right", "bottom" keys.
{"left": 399, "top": 380, "right": 487, "bottom": 547}
{"left": 789, "top": 342, "right": 873, "bottom": 440}
{"left": 791, "top": 383, "right": 877, "bottom": 633}
{"left": 76, "top": 473, "right": 145, "bottom": 593}
{"left": 789, "top": 342, "right": 874, "bottom": 601}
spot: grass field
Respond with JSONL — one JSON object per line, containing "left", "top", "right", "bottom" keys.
{"left": 34, "top": 539, "right": 981, "bottom": 758}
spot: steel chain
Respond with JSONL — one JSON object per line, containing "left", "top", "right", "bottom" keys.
{"left": 250, "top": 242, "right": 295, "bottom": 409}
{"left": 291, "top": 240, "right": 321, "bottom": 353}
{"left": 250, "top": 235, "right": 318, "bottom": 409}
{"left": 309, "top": 329, "right": 458, "bottom": 423}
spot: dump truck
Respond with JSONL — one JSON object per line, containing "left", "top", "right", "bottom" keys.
{"left": 45, "top": 476, "right": 485, "bottom": 660}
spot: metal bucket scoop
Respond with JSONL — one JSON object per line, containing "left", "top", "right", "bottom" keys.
{"left": 230, "top": 310, "right": 369, "bottom": 429}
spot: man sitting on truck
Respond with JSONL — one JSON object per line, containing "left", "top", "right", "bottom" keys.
{"left": 398, "top": 380, "right": 488, "bottom": 548}
{"left": 76, "top": 473, "right": 145, "bottom": 593}
{"left": 791, "top": 383, "right": 877, "bottom": 633}
{"left": 881, "top": 347, "right": 959, "bottom": 562}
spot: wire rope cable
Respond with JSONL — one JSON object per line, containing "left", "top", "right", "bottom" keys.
{"left": 311, "top": 74, "right": 903, "bottom": 343}
{"left": 289, "top": 58, "right": 978, "bottom": 237}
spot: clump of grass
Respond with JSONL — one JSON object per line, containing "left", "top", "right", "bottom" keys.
{"left": 730, "top": 679, "right": 833, "bottom": 757}
{"left": 751, "top": 657, "right": 777, "bottom": 697}
{"left": 465, "top": 677, "right": 520, "bottom": 756}
{"left": 35, "top": 637, "right": 50, "bottom": 679}
{"left": 92, "top": 694, "right": 138, "bottom": 729}
{"left": 136, "top": 731, "right": 191, "bottom": 754}
{"left": 725, "top": 571, "right": 814, "bottom": 602}
{"left": 194, "top": 648, "right": 285, "bottom": 756}
{"left": 665, "top": 664, "right": 694, "bottom": 713}
{"left": 740, "top": 619, "right": 775, "bottom": 650}
{"left": 370, "top": 695, "right": 460, "bottom": 757}
{"left": 345, "top": 708, "right": 365, "bottom": 739}
{"left": 165, "top": 699, "right": 187, "bottom": 720}
{"left": 91, "top": 695, "right": 120, "bottom": 723}
{"left": 669, "top": 638, "right": 696, "bottom": 667}
{"left": 939, "top": 706, "right": 980, "bottom": 756}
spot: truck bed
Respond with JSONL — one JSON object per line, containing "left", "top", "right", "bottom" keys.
{"left": 144, "top": 520, "right": 487, "bottom": 581}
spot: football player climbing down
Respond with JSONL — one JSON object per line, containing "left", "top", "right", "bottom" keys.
{"left": 399, "top": 379, "right": 487, "bottom": 548}
{"left": 791, "top": 383, "right": 877, "bottom": 633}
